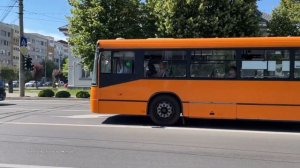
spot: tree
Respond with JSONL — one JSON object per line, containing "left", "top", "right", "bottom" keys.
{"left": 268, "top": 0, "right": 300, "bottom": 36}
{"left": 52, "top": 69, "right": 63, "bottom": 83}
{"left": 32, "top": 63, "right": 44, "bottom": 89}
{"left": 148, "top": 0, "right": 261, "bottom": 38}
{"left": 62, "top": 58, "right": 69, "bottom": 78}
{"left": 68, "top": 0, "right": 148, "bottom": 70}
{"left": 44, "top": 60, "right": 57, "bottom": 80}
{"left": 0, "top": 66, "right": 17, "bottom": 82}
{"left": 0, "top": 66, "right": 17, "bottom": 93}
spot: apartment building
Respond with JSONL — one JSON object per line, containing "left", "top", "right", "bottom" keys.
{"left": 25, "top": 33, "right": 54, "bottom": 64}
{"left": 54, "top": 40, "right": 70, "bottom": 69}
{"left": 0, "top": 22, "right": 13, "bottom": 67}
{"left": 11, "top": 25, "right": 20, "bottom": 67}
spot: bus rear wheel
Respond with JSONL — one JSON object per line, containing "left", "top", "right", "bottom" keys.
{"left": 148, "top": 95, "right": 181, "bottom": 126}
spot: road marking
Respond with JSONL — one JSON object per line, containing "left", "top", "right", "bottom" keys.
{"left": 1, "top": 121, "right": 300, "bottom": 136}
{"left": 0, "top": 163, "right": 72, "bottom": 168}
{"left": 55, "top": 114, "right": 114, "bottom": 119}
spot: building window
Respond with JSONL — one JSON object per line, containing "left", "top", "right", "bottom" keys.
{"left": 190, "top": 50, "right": 236, "bottom": 78}
{"left": 1, "top": 30, "right": 6, "bottom": 36}
{"left": 81, "top": 67, "right": 91, "bottom": 79}
{"left": 241, "top": 50, "right": 290, "bottom": 79}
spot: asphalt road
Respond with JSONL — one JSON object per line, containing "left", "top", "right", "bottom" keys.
{"left": 0, "top": 99, "right": 300, "bottom": 168}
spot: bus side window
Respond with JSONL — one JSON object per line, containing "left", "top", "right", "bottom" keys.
{"left": 112, "top": 51, "right": 135, "bottom": 74}
{"left": 241, "top": 50, "right": 290, "bottom": 79}
{"left": 100, "top": 51, "right": 112, "bottom": 73}
{"left": 294, "top": 50, "right": 300, "bottom": 79}
{"left": 190, "top": 50, "right": 236, "bottom": 79}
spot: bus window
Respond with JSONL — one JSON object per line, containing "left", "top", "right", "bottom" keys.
{"left": 112, "top": 51, "right": 135, "bottom": 74}
{"left": 295, "top": 50, "right": 300, "bottom": 79}
{"left": 190, "top": 50, "right": 236, "bottom": 78}
{"left": 100, "top": 51, "right": 112, "bottom": 73}
{"left": 241, "top": 50, "right": 290, "bottom": 79}
{"left": 100, "top": 51, "right": 135, "bottom": 74}
{"left": 144, "top": 50, "right": 187, "bottom": 78}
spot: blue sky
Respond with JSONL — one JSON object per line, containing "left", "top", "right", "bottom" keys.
{"left": 0, "top": 0, "right": 280, "bottom": 41}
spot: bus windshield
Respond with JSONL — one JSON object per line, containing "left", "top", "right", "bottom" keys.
{"left": 92, "top": 51, "right": 100, "bottom": 86}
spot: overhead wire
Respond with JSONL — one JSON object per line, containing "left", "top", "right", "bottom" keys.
{"left": 0, "top": 0, "right": 17, "bottom": 22}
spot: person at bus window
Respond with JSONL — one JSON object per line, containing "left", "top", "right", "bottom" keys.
{"left": 227, "top": 66, "right": 237, "bottom": 79}
{"left": 146, "top": 59, "right": 157, "bottom": 77}
{"left": 157, "top": 61, "right": 168, "bottom": 77}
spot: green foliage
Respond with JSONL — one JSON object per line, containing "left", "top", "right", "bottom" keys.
{"left": 45, "top": 60, "right": 57, "bottom": 79}
{"left": 68, "top": 0, "right": 150, "bottom": 70}
{"left": 55, "top": 90, "right": 71, "bottom": 98}
{"left": 68, "top": 0, "right": 262, "bottom": 68}
{"left": 149, "top": 0, "right": 260, "bottom": 38}
{"left": 62, "top": 58, "right": 69, "bottom": 78}
{"left": 268, "top": 0, "right": 300, "bottom": 36}
{"left": 38, "top": 89, "right": 55, "bottom": 97}
{"left": 0, "top": 66, "right": 17, "bottom": 82}
{"left": 76, "top": 90, "right": 90, "bottom": 98}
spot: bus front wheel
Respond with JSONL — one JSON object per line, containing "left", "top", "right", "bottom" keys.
{"left": 149, "top": 95, "right": 181, "bottom": 126}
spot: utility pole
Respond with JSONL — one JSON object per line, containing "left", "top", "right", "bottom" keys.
{"left": 19, "top": 0, "right": 25, "bottom": 97}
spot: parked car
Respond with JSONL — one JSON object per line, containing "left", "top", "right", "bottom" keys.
{"left": 43, "top": 81, "right": 52, "bottom": 87}
{"left": 0, "top": 80, "right": 6, "bottom": 101}
{"left": 25, "top": 81, "right": 41, "bottom": 87}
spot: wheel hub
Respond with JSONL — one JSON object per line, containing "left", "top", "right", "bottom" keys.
{"left": 157, "top": 102, "right": 173, "bottom": 118}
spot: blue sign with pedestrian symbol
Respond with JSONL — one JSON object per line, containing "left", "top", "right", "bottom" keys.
{"left": 20, "top": 37, "right": 27, "bottom": 47}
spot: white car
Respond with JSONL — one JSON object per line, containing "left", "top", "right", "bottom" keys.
{"left": 25, "top": 81, "right": 38, "bottom": 87}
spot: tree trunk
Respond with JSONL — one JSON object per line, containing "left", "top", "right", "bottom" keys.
{"left": 35, "top": 80, "right": 38, "bottom": 90}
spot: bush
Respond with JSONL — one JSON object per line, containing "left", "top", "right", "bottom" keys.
{"left": 76, "top": 91, "right": 90, "bottom": 98}
{"left": 55, "top": 90, "right": 71, "bottom": 98}
{"left": 38, "top": 89, "right": 55, "bottom": 97}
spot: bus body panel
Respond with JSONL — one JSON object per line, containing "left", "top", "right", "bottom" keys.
{"left": 92, "top": 79, "right": 300, "bottom": 121}
{"left": 188, "top": 104, "right": 236, "bottom": 119}
{"left": 237, "top": 105, "right": 300, "bottom": 121}
{"left": 90, "top": 86, "right": 99, "bottom": 113}
{"left": 98, "top": 101, "right": 147, "bottom": 115}
{"left": 97, "top": 37, "right": 300, "bottom": 49}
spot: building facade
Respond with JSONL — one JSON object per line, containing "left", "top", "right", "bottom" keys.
{"left": 25, "top": 33, "right": 51, "bottom": 64}
{"left": 59, "top": 25, "right": 92, "bottom": 88}
{"left": 0, "top": 22, "right": 14, "bottom": 67}
{"left": 54, "top": 40, "right": 70, "bottom": 70}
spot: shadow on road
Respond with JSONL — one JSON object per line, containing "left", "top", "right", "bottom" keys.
{"left": 103, "top": 115, "right": 300, "bottom": 133}
{"left": 0, "top": 103, "right": 16, "bottom": 106}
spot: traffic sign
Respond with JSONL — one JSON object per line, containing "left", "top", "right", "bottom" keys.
{"left": 20, "top": 36, "right": 27, "bottom": 47}
{"left": 20, "top": 47, "right": 28, "bottom": 55}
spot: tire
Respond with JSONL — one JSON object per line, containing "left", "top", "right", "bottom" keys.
{"left": 149, "top": 95, "right": 181, "bottom": 126}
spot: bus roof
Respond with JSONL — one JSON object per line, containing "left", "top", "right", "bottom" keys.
{"left": 97, "top": 37, "right": 300, "bottom": 49}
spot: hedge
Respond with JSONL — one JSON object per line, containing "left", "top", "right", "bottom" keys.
{"left": 76, "top": 91, "right": 90, "bottom": 98}
{"left": 38, "top": 89, "right": 54, "bottom": 97}
{"left": 55, "top": 90, "right": 71, "bottom": 98}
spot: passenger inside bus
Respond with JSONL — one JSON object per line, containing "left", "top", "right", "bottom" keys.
{"left": 227, "top": 66, "right": 237, "bottom": 78}
{"left": 146, "top": 58, "right": 157, "bottom": 77}
{"left": 157, "top": 61, "right": 168, "bottom": 77}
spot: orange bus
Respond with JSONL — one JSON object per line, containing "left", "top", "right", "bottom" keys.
{"left": 90, "top": 37, "right": 300, "bottom": 126}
